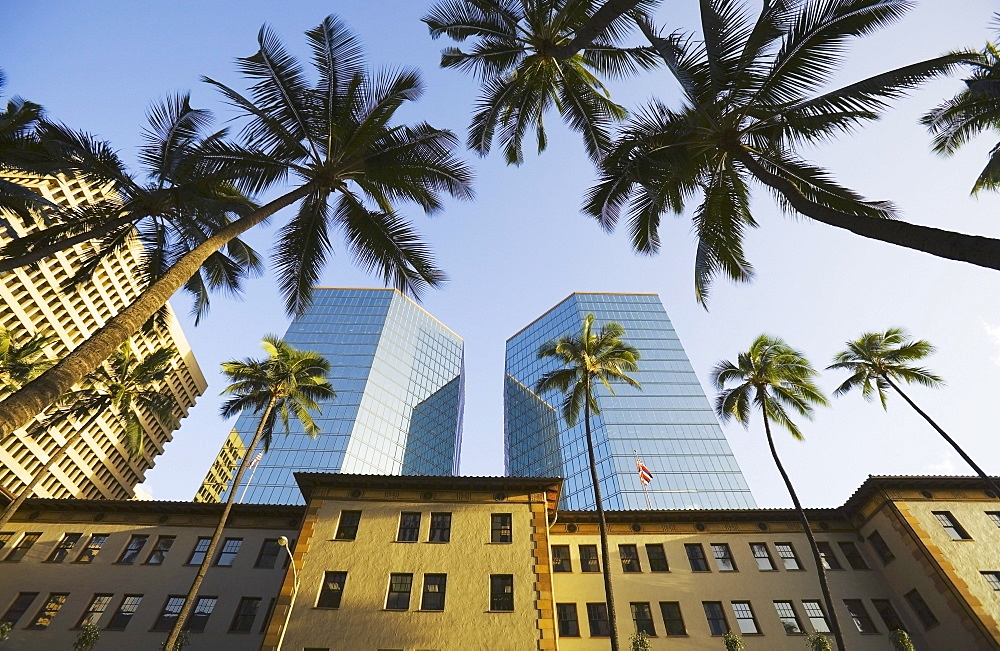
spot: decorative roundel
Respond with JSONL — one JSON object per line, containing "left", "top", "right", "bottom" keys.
{"left": 630, "top": 523, "right": 642, "bottom": 532}
{"left": 695, "top": 523, "right": 706, "bottom": 531}
{"left": 93, "top": 513, "right": 106, "bottom": 522}
{"left": 27, "top": 511, "right": 40, "bottom": 520}
{"left": 422, "top": 491, "right": 434, "bottom": 500}
{"left": 566, "top": 523, "right": 578, "bottom": 533}
{"left": 757, "top": 522, "right": 768, "bottom": 531}
{"left": 349, "top": 489, "right": 363, "bottom": 499}
{"left": 158, "top": 515, "right": 170, "bottom": 524}
{"left": 819, "top": 521, "right": 830, "bottom": 530}
{"left": 493, "top": 491, "right": 507, "bottom": 502}
{"left": 920, "top": 490, "right": 933, "bottom": 499}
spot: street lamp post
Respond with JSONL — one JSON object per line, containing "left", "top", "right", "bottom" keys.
{"left": 275, "top": 535, "right": 300, "bottom": 651}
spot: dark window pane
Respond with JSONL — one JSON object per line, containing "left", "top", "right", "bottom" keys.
{"left": 816, "top": 542, "right": 842, "bottom": 570}
{"left": 703, "top": 602, "right": 729, "bottom": 635}
{"left": 387, "top": 573, "right": 413, "bottom": 610}
{"left": 660, "top": 601, "right": 686, "bottom": 636}
{"left": 229, "top": 597, "right": 261, "bottom": 633}
{"left": 153, "top": 596, "right": 185, "bottom": 631}
{"left": 46, "top": 533, "right": 82, "bottom": 563}
{"left": 428, "top": 513, "right": 451, "bottom": 542}
{"left": 871, "top": 599, "right": 905, "bottom": 631}
{"left": 490, "top": 575, "right": 513, "bottom": 611}
{"left": 75, "top": 534, "right": 108, "bottom": 563}
{"left": 116, "top": 535, "right": 148, "bottom": 564}
{"left": 867, "top": 531, "right": 895, "bottom": 565}
{"left": 335, "top": 511, "right": 362, "bottom": 540}
{"left": 838, "top": 542, "right": 869, "bottom": 570}
{"left": 106, "top": 594, "right": 142, "bottom": 630}
{"left": 711, "top": 543, "right": 737, "bottom": 571}
{"left": 420, "top": 574, "right": 447, "bottom": 611}
{"left": 5, "top": 533, "right": 41, "bottom": 562}
{"left": 27, "top": 593, "right": 68, "bottom": 629}
{"left": 185, "top": 596, "right": 216, "bottom": 633}
{"left": 552, "top": 545, "right": 572, "bottom": 572}
{"left": 620, "top": 545, "right": 641, "bottom": 572}
{"left": 491, "top": 514, "right": 512, "bottom": 543}
{"left": 2, "top": 592, "right": 39, "bottom": 626}
{"left": 933, "top": 511, "right": 971, "bottom": 540}
{"left": 750, "top": 543, "right": 775, "bottom": 571}
{"left": 686, "top": 544, "right": 709, "bottom": 572}
{"left": 76, "top": 593, "right": 112, "bottom": 628}
{"left": 255, "top": 539, "right": 280, "bottom": 569}
{"left": 904, "top": 589, "right": 939, "bottom": 630}
{"left": 579, "top": 545, "right": 600, "bottom": 572}
{"left": 214, "top": 538, "right": 242, "bottom": 566}
{"left": 398, "top": 513, "right": 420, "bottom": 542}
{"left": 145, "top": 536, "right": 175, "bottom": 565}
{"left": 844, "top": 599, "right": 878, "bottom": 634}
{"left": 646, "top": 544, "right": 668, "bottom": 572}
{"left": 556, "top": 603, "right": 580, "bottom": 636}
{"left": 631, "top": 602, "right": 656, "bottom": 635}
{"left": 587, "top": 603, "right": 610, "bottom": 637}
{"left": 317, "top": 571, "right": 347, "bottom": 609}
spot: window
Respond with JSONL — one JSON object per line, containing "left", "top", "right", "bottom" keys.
{"left": 552, "top": 545, "right": 572, "bottom": 572}
{"left": 620, "top": 544, "right": 641, "bottom": 572}
{"left": 731, "top": 601, "right": 759, "bottom": 634}
{"left": 904, "top": 589, "right": 939, "bottom": 630}
{"left": 867, "top": 531, "right": 895, "bottom": 565}
{"left": 983, "top": 571, "right": 1000, "bottom": 591}
{"left": 386, "top": 573, "right": 413, "bottom": 610}
{"left": 317, "top": 571, "right": 347, "bottom": 608}
{"left": 489, "top": 575, "right": 514, "bottom": 611}
{"left": 214, "top": 538, "right": 242, "bottom": 566}
{"left": 428, "top": 513, "right": 451, "bottom": 542}
{"left": 491, "top": 513, "right": 512, "bottom": 543}
{"left": 711, "top": 543, "right": 737, "bottom": 571}
{"left": 187, "top": 537, "right": 212, "bottom": 565}
{"left": 646, "top": 544, "right": 668, "bottom": 572}
{"left": 229, "top": 597, "right": 260, "bottom": 633}
{"left": 775, "top": 543, "right": 801, "bottom": 570}
{"left": 703, "top": 602, "right": 729, "bottom": 635}
{"left": 145, "top": 536, "right": 175, "bottom": 565}
{"left": 750, "top": 543, "right": 775, "bottom": 570}
{"left": 556, "top": 603, "right": 579, "bottom": 636}
{"left": 871, "top": 599, "right": 906, "bottom": 631}
{"left": 47, "top": 533, "right": 82, "bottom": 563}
{"left": 838, "top": 542, "right": 869, "bottom": 570}
{"left": 773, "top": 601, "right": 803, "bottom": 634}
{"left": 659, "top": 602, "right": 686, "bottom": 636}
{"left": 421, "top": 574, "right": 447, "bottom": 611}
{"left": 631, "top": 602, "right": 656, "bottom": 636}
{"left": 255, "top": 539, "right": 280, "bottom": 569}
{"left": 27, "top": 593, "right": 68, "bottom": 629}
{"left": 5, "top": 532, "right": 40, "bottom": 562}
{"left": 843, "top": 599, "right": 878, "bottom": 634}
{"left": 586, "top": 603, "right": 610, "bottom": 636}
{"left": 116, "top": 535, "right": 149, "bottom": 564}
{"left": 802, "top": 600, "right": 830, "bottom": 633}
{"left": 685, "top": 543, "right": 709, "bottom": 571}
{"left": 259, "top": 598, "right": 275, "bottom": 633}
{"left": 987, "top": 511, "right": 1000, "bottom": 528}
{"left": 153, "top": 596, "right": 185, "bottom": 631}
{"left": 2, "top": 593, "right": 38, "bottom": 626}
{"left": 398, "top": 513, "right": 421, "bottom": 542}
{"left": 186, "top": 596, "right": 217, "bottom": 632}
{"left": 933, "top": 511, "right": 972, "bottom": 540}
{"left": 76, "top": 594, "right": 112, "bottom": 628}
{"left": 106, "top": 595, "right": 142, "bottom": 630}
{"left": 816, "top": 542, "right": 842, "bottom": 570}
{"left": 579, "top": 545, "right": 600, "bottom": 572}
{"left": 335, "top": 511, "right": 362, "bottom": 540}
{"left": 76, "top": 534, "right": 108, "bottom": 563}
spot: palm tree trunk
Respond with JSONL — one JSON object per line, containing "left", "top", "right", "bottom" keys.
{"left": 583, "top": 394, "right": 620, "bottom": 651}
{"left": 0, "top": 214, "right": 135, "bottom": 274}
{"left": 731, "top": 148, "right": 1000, "bottom": 271}
{"left": 761, "top": 408, "right": 847, "bottom": 651}
{"left": 0, "top": 182, "right": 317, "bottom": 437}
{"left": 883, "top": 376, "right": 1000, "bottom": 497}
{"left": 550, "top": 0, "right": 644, "bottom": 60}
{"left": 163, "top": 397, "right": 276, "bottom": 650}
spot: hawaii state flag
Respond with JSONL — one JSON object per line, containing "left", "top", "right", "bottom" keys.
{"left": 248, "top": 450, "right": 263, "bottom": 469}
{"left": 636, "top": 458, "right": 653, "bottom": 486}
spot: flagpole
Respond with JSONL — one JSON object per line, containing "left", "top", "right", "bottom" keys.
{"left": 634, "top": 449, "right": 652, "bottom": 510}
{"left": 238, "top": 451, "right": 262, "bottom": 504}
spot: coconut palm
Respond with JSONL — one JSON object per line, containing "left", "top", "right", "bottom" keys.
{"left": 586, "top": 0, "right": 996, "bottom": 305}
{"left": 829, "top": 328, "right": 999, "bottom": 496}
{"left": 0, "top": 327, "right": 55, "bottom": 392}
{"left": 536, "top": 313, "right": 640, "bottom": 651}
{"left": 0, "top": 342, "right": 178, "bottom": 530}
{"left": 0, "top": 15, "right": 473, "bottom": 438}
{"left": 164, "top": 335, "right": 333, "bottom": 649}
{"left": 712, "top": 334, "right": 845, "bottom": 650}
{"left": 424, "top": 0, "right": 660, "bottom": 165}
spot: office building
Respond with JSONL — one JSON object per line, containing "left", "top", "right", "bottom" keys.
{"left": 197, "top": 287, "right": 465, "bottom": 505}
{"left": 505, "top": 292, "right": 754, "bottom": 510}
{"left": 0, "top": 174, "right": 206, "bottom": 501}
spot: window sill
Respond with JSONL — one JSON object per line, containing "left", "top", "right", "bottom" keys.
{"left": 313, "top": 607, "right": 341, "bottom": 611}
{"left": 487, "top": 610, "right": 514, "bottom": 613}
{"left": 425, "top": 541, "right": 450, "bottom": 544}
{"left": 488, "top": 541, "right": 513, "bottom": 545}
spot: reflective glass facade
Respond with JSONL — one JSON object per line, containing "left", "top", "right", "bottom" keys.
{"left": 504, "top": 293, "right": 754, "bottom": 510}
{"left": 205, "top": 288, "right": 464, "bottom": 504}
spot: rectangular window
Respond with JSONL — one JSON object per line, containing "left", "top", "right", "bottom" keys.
{"left": 335, "top": 511, "right": 362, "bottom": 540}
{"left": 398, "top": 513, "right": 421, "bottom": 542}
{"left": 27, "top": 593, "right": 68, "bottom": 629}
{"left": 46, "top": 533, "right": 82, "bottom": 563}
{"left": 2, "top": 592, "right": 38, "bottom": 626}
{"left": 631, "top": 602, "right": 656, "bottom": 636}
{"left": 775, "top": 543, "right": 801, "bottom": 570}
{"left": 933, "top": 511, "right": 972, "bottom": 540}
{"left": 428, "top": 513, "right": 451, "bottom": 542}
{"left": 838, "top": 542, "right": 869, "bottom": 570}
{"left": 489, "top": 575, "right": 514, "bottom": 611}
{"left": 552, "top": 545, "right": 572, "bottom": 572}
{"left": 76, "top": 534, "right": 108, "bottom": 563}
{"left": 750, "top": 543, "right": 775, "bottom": 571}
{"left": 711, "top": 543, "right": 737, "bottom": 571}
{"left": 556, "top": 603, "right": 580, "bottom": 637}
{"left": 316, "top": 571, "right": 347, "bottom": 609}
{"left": 116, "top": 535, "right": 149, "bottom": 564}
{"left": 259, "top": 598, "right": 275, "bottom": 633}
{"left": 586, "top": 603, "right": 610, "bottom": 637}
{"left": 987, "top": 511, "right": 1000, "bottom": 528}
{"left": 983, "top": 571, "right": 1000, "bottom": 591}
{"left": 76, "top": 593, "right": 112, "bottom": 628}
{"left": 187, "top": 537, "right": 212, "bottom": 565}
{"left": 145, "top": 536, "right": 175, "bottom": 565}
{"left": 579, "top": 545, "right": 600, "bottom": 572}
{"left": 186, "top": 596, "right": 217, "bottom": 633}
{"left": 660, "top": 602, "right": 686, "bottom": 636}
{"left": 491, "top": 513, "right": 512, "bottom": 543}
{"left": 871, "top": 599, "right": 906, "bottom": 631}
{"left": 214, "top": 538, "right": 242, "bottom": 566}
{"left": 904, "top": 589, "right": 939, "bottom": 630}
{"left": 5, "top": 532, "right": 40, "bottom": 562}
{"left": 816, "top": 542, "right": 842, "bottom": 570}
{"left": 254, "top": 539, "right": 280, "bottom": 569}
{"left": 646, "top": 544, "right": 668, "bottom": 572}
{"left": 867, "top": 531, "right": 895, "bottom": 565}
{"left": 844, "top": 599, "right": 878, "bottom": 634}
{"left": 620, "top": 544, "right": 641, "bottom": 572}
{"left": 802, "top": 600, "right": 830, "bottom": 633}
{"left": 153, "top": 596, "right": 185, "bottom": 631}
{"left": 731, "top": 601, "right": 759, "bottom": 635}
{"left": 703, "top": 601, "right": 729, "bottom": 635}
{"left": 106, "top": 595, "right": 142, "bottom": 630}
{"left": 228, "top": 597, "right": 261, "bottom": 633}
{"left": 420, "top": 574, "right": 447, "bottom": 611}
{"left": 685, "top": 543, "right": 709, "bottom": 571}
{"left": 773, "top": 601, "right": 803, "bottom": 634}
{"left": 386, "top": 573, "right": 413, "bottom": 610}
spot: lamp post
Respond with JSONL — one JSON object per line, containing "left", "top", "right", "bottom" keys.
{"left": 275, "top": 535, "right": 299, "bottom": 651}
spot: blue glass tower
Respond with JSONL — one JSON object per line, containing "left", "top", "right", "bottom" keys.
{"left": 504, "top": 293, "right": 755, "bottom": 510}
{"left": 205, "top": 288, "right": 464, "bottom": 504}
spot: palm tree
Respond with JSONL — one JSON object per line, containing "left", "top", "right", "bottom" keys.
{"left": 829, "top": 328, "right": 1000, "bottom": 496}
{"left": 0, "top": 15, "right": 473, "bottom": 438}
{"left": 0, "top": 342, "right": 178, "bottom": 530}
{"left": 585, "top": 0, "right": 998, "bottom": 305}
{"left": 164, "top": 336, "right": 333, "bottom": 649}
{"left": 0, "top": 327, "right": 55, "bottom": 392}
{"left": 536, "top": 313, "right": 640, "bottom": 651}
{"left": 712, "top": 334, "right": 845, "bottom": 650}
{"left": 424, "top": 0, "right": 660, "bottom": 165}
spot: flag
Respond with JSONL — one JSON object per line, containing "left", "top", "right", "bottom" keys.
{"left": 248, "top": 450, "right": 263, "bottom": 469}
{"left": 636, "top": 458, "right": 652, "bottom": 486}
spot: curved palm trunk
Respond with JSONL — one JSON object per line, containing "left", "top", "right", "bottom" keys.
{"left": 883, "top": 376, "right": 1000, "bottom": 497}
{"left": 0, "top": 183, "right": 317, "bottom": 437}
{"left": 584, "top": 395, "right": 620, "bottom": 651}
{"left": 732, "top": 148, "right": 1000, "bottom": 271}
{"left": 0, "top": 214, "right": 135, "bottom": 274}
{"left": 761, "top": 409, "right": 847, "bottom": 651}
{"left": 163, "top": 397, "right": 276, "bottom": 650}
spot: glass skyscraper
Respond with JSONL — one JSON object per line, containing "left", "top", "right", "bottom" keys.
{"left": 199, "top": 288, "right": 464, "bottom": 504}
{"left": 504, "top": 293, "right": 755, "bottom": 510}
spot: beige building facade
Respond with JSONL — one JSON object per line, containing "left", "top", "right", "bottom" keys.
{"left": 195, "top": 430, "right": 248, "bottom": 503}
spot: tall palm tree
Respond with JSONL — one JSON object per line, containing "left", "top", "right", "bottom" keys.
{"left": 585, "top": 0, "right": 998, "bottom": 305}
{"left": 0, "top": 342, "right": 178, "bottom": 530}
{"left": 536, "top": 313, "right": 640, "bottom": 651}
{"left": 424, "top": 0, "right": 660, "bottom": 165}
{"left": 0, "top": 15, "right": 473, "bottom": 438}
{"left": 164, "top": 336, "right": 333, "bottom": 649}
{"left": 712, "top": 334, "right": 845, "bottom": 650}
{"left": 0, "top": 327, "right": 55, "bottom": 392}
{"left": 829, "top": 328, "right": 1000, "bottom": 496}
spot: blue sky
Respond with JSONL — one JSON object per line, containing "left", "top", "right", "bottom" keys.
{"left": 3, "top": 1, "right": 1000, "bottom": 507}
